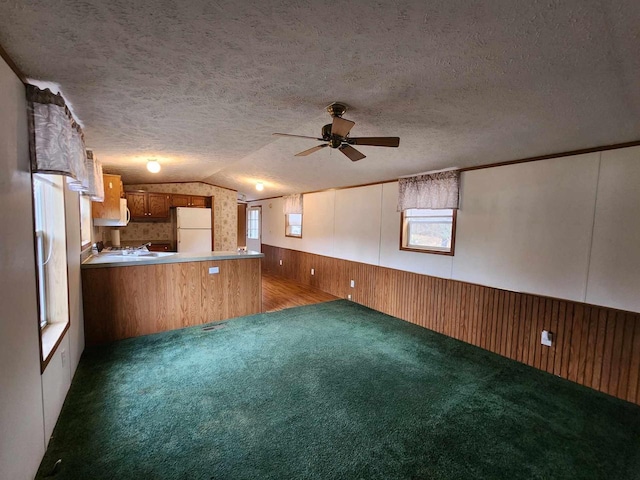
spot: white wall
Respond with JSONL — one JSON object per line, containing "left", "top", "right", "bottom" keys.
{"left": 65, "top": 184, "right": 86, "bottom": 372}
{"left": 0, "top": 55, "right": 45, "bottom": 480}
{"left": 452, "top": 153, "right": 600, "bottom": 302}
{"left": 586, "top": 147, "right": 640, "bottom": 312}
{"left": 251, "top": 146, "right": 640, "bottom": 314}
{"left": 0, "top": 56, "right": 86, "bottom": 479}
{"left": 41, "top": 182, "right": 86, "bottom": 443}
{"left": 257, "top": 190, "right": 337, "bottom": 257}
{"left": 333, "top": 185, "right": 382, "bottom": 264}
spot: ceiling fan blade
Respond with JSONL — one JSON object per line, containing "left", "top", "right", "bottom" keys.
{"left": 295, "top": 144, "right": 328, "bottom": 157}
{"left": 331, "top": 117, "right": 355, "bottom": 137}
{"left": 349, "top": 137, "right": 400, "bottom": 147}
{"left": 339, "top": 145, "right": 366, "bottom": 162}
{"left": 273, "top": 133, "right": 324, "bottom": 141}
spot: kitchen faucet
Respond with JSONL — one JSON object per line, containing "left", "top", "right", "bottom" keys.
{"left": 136, "top": 242, "right": 152, "bottom": 250}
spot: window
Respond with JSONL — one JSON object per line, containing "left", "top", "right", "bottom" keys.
{"left": 247, "top": 207, "right": 260, "bottom": 240}
{"left": 33, "top": 173, "right": 70, "bottom": 362}
{"left": 79, "top": 194, "right": 92, "bottom": 249}
{"left": 285, "top": 213, "right": 302, "bottom": 238}
{"left": 400, "top": 208, "right": 456, "bottom": 255}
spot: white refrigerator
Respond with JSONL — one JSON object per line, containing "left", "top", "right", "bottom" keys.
{"left": 176, "top": 207, "right": 212, "bottom": 253}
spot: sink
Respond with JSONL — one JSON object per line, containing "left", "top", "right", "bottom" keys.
{"left": 100, "top": 251, "right": 176, "bottom": 258}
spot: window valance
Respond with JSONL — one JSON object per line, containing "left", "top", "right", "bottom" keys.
{"left": 283, "top": 194, "right": 303, "bottom": 214}
{"left": 27, "top": 85, "right": 104, "bottom": 201}
{"left": 397, "top": 170, "right": 460, "bottom": 211}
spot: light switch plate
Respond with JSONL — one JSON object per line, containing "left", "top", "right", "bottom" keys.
{"left": 350, "top": 280, "right": 355, "bottom": 288}
{"left": 311, "top": 268, "right": 315, "bottom": 275}
{"left": 541, "top": 330, "right": 553, "bottom": 347}
{"left": 208, "top": 266, "right": 220, "bottom": 274}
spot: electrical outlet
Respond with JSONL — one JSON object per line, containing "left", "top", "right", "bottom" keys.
{"left": 311, "top": 268, "right": 315, "bottom": 275}
{"left": 541, "top": 330, "right": 553, "bottom": 347}
{"left": 208, "top": 266, "right": 219, "bottom": 274}
{"left": 347, "top": 294, "right": 352, "bottom": 300}
{"left": 61, "top": 349, "right": 67, "bottom": 367}
{"left": 279, "top": 259, "right": 283, "bottom": 266}
{"left": 350, "top": 280, "right": 355, "bottom": 288}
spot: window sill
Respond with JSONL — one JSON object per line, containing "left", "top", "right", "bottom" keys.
{"left": 41, "top": 321, "right": 70, "bottom": 372}
{"left": 400, "top": 246, "right": 454, "bottom": 256}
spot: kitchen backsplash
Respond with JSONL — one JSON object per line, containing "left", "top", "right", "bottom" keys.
{"left": 95, "top": 182, "right": 237, "bottom": 250}
{"left": 119, "top": 221, "right": 173, "bottom": 242}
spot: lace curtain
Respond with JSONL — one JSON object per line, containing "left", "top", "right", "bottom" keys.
{"left": 83, "top": 150, "right": 105, "bottom": 201}
{"left": 27, "top": 85, "right": 104, "bottom": 201}
{"left": 397, "top": 170, "right": 460, "bottom": 211}
{"left": 283, "top": 194, "right": 303, "bottom": 214}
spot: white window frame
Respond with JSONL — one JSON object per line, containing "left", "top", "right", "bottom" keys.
{"left": 32, "top": 173, "right": 71, "bottom": 367}
{"left": 285, "top": 213, "right": 302, "bottom": 238}
{"left": 33, "top": 177, "right": 49, "bottom": 329}
{"left": 400, "top": 208, "right": 457, "bottom": 256}
{"left": 247, "top": 207, "right": 260, "bottom": 240}
{"left": 79, "top": 193, "right": 92, "bottom": 249}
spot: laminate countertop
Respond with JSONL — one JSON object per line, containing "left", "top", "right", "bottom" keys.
{"left": 81, "top": 250, "right": 264, "bottom": 269}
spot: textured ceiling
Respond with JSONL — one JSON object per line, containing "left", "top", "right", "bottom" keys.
{"left": 1, "top": 0, "right": 639, "bottom": 200}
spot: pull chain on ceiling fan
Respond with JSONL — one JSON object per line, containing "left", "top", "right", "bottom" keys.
{"left": 273, "top": 102, "right": 400, "bottom": 162}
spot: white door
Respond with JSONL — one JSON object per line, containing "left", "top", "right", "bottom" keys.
{"left": 178, "top": 229, "right": 212, "bottom": 253}
{"left": 246, "top": 206, "right": 261, "bottom": 253}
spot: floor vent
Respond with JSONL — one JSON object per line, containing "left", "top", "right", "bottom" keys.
{"left": 202, "top": 324, "right": 226, "bottom": 332}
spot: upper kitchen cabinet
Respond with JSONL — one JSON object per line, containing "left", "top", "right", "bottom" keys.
{"left": 171, "top": 194, "right": 208, "bottom": 208}
{"left": 92, "top": 174, "right": 123, "bottom": 219}
{"left": 126, "top": 191, "right": 171, "bottom": 220}
{"left": 126, "top": 192, "right": 146, "bottom": 218}
{"left": 148, "top": 193, "right": 171, "bottom": 218}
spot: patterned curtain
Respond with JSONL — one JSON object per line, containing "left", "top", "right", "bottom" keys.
{"left": 283, "top": 194, "right": 303, "bottom": 214}
{"left": 27, "top": 85, "right": 103, "bottom": 200}
{"left": 397, "top": 170, "right": 460, "bottom": 211}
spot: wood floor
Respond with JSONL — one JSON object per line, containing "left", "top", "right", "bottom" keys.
{"left": 262, "top": 271, "right": 338, "bottom": 312}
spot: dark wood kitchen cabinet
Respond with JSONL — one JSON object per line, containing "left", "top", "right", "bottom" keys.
{"left": 148, "top": 193, "right": 171, "bottom": 217}
{"left": 171, "top": 194, "right": 208, "bottom": 208}
{"left": 125, "top": 192, "right": 146, "bottom": 218}
{"left": 125, "top": 191, "right": 171, "bottom": 220}
{"left": 147, "top": 242, "right": 173, "bottom": 252}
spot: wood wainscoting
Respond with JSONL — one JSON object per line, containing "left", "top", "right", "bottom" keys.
{"left": 82, "top": 258, "right": 261, "bottom": 345}
{"left": 261, "top": 244, "right": 640, "bottom": 406}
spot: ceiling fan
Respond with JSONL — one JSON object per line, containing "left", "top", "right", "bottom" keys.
{"left": 273, "top": 102, "right": 400, "bottom": 161}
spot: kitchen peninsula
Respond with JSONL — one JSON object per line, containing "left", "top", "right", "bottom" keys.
{"left": 81, "top": 250, "right": 263, "bottom": 345}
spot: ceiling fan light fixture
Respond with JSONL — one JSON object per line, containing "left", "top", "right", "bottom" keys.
{"left": 273, "top": 102, "right": 400, "bottom": 161}
{"left": 146, "top": 159, "right": 161, "bottom": 173}
{"left": 256, "top": 182, "right": 264, "bottom": 191}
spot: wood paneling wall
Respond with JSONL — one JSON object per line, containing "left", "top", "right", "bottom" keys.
{"left": 82, "top": 258, "right": 261, "bottom": 345}
{"left": 262, "top": 244, "right": 640, "bottom": 405}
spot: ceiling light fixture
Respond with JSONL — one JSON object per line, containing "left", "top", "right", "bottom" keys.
{"left": 147, "top": 159, "right": 161, "bottom": 173}
{"left": 255, "top": 182, "right": 264, "bottom": 191}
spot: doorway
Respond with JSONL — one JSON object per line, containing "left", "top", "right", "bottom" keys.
{"left": 246, "top": 205, "right": 261, "bottom": 252}
{"left": 237, "top": 203, "right": 247, "bottom": 248}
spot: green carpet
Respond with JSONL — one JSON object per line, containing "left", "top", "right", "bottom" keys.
{"left": 38, "top": 300, "right": 640, "bottom": 479}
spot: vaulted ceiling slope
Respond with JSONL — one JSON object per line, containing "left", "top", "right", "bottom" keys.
{"left": 1, "top": 1, "right": 639, "bottom": 200}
